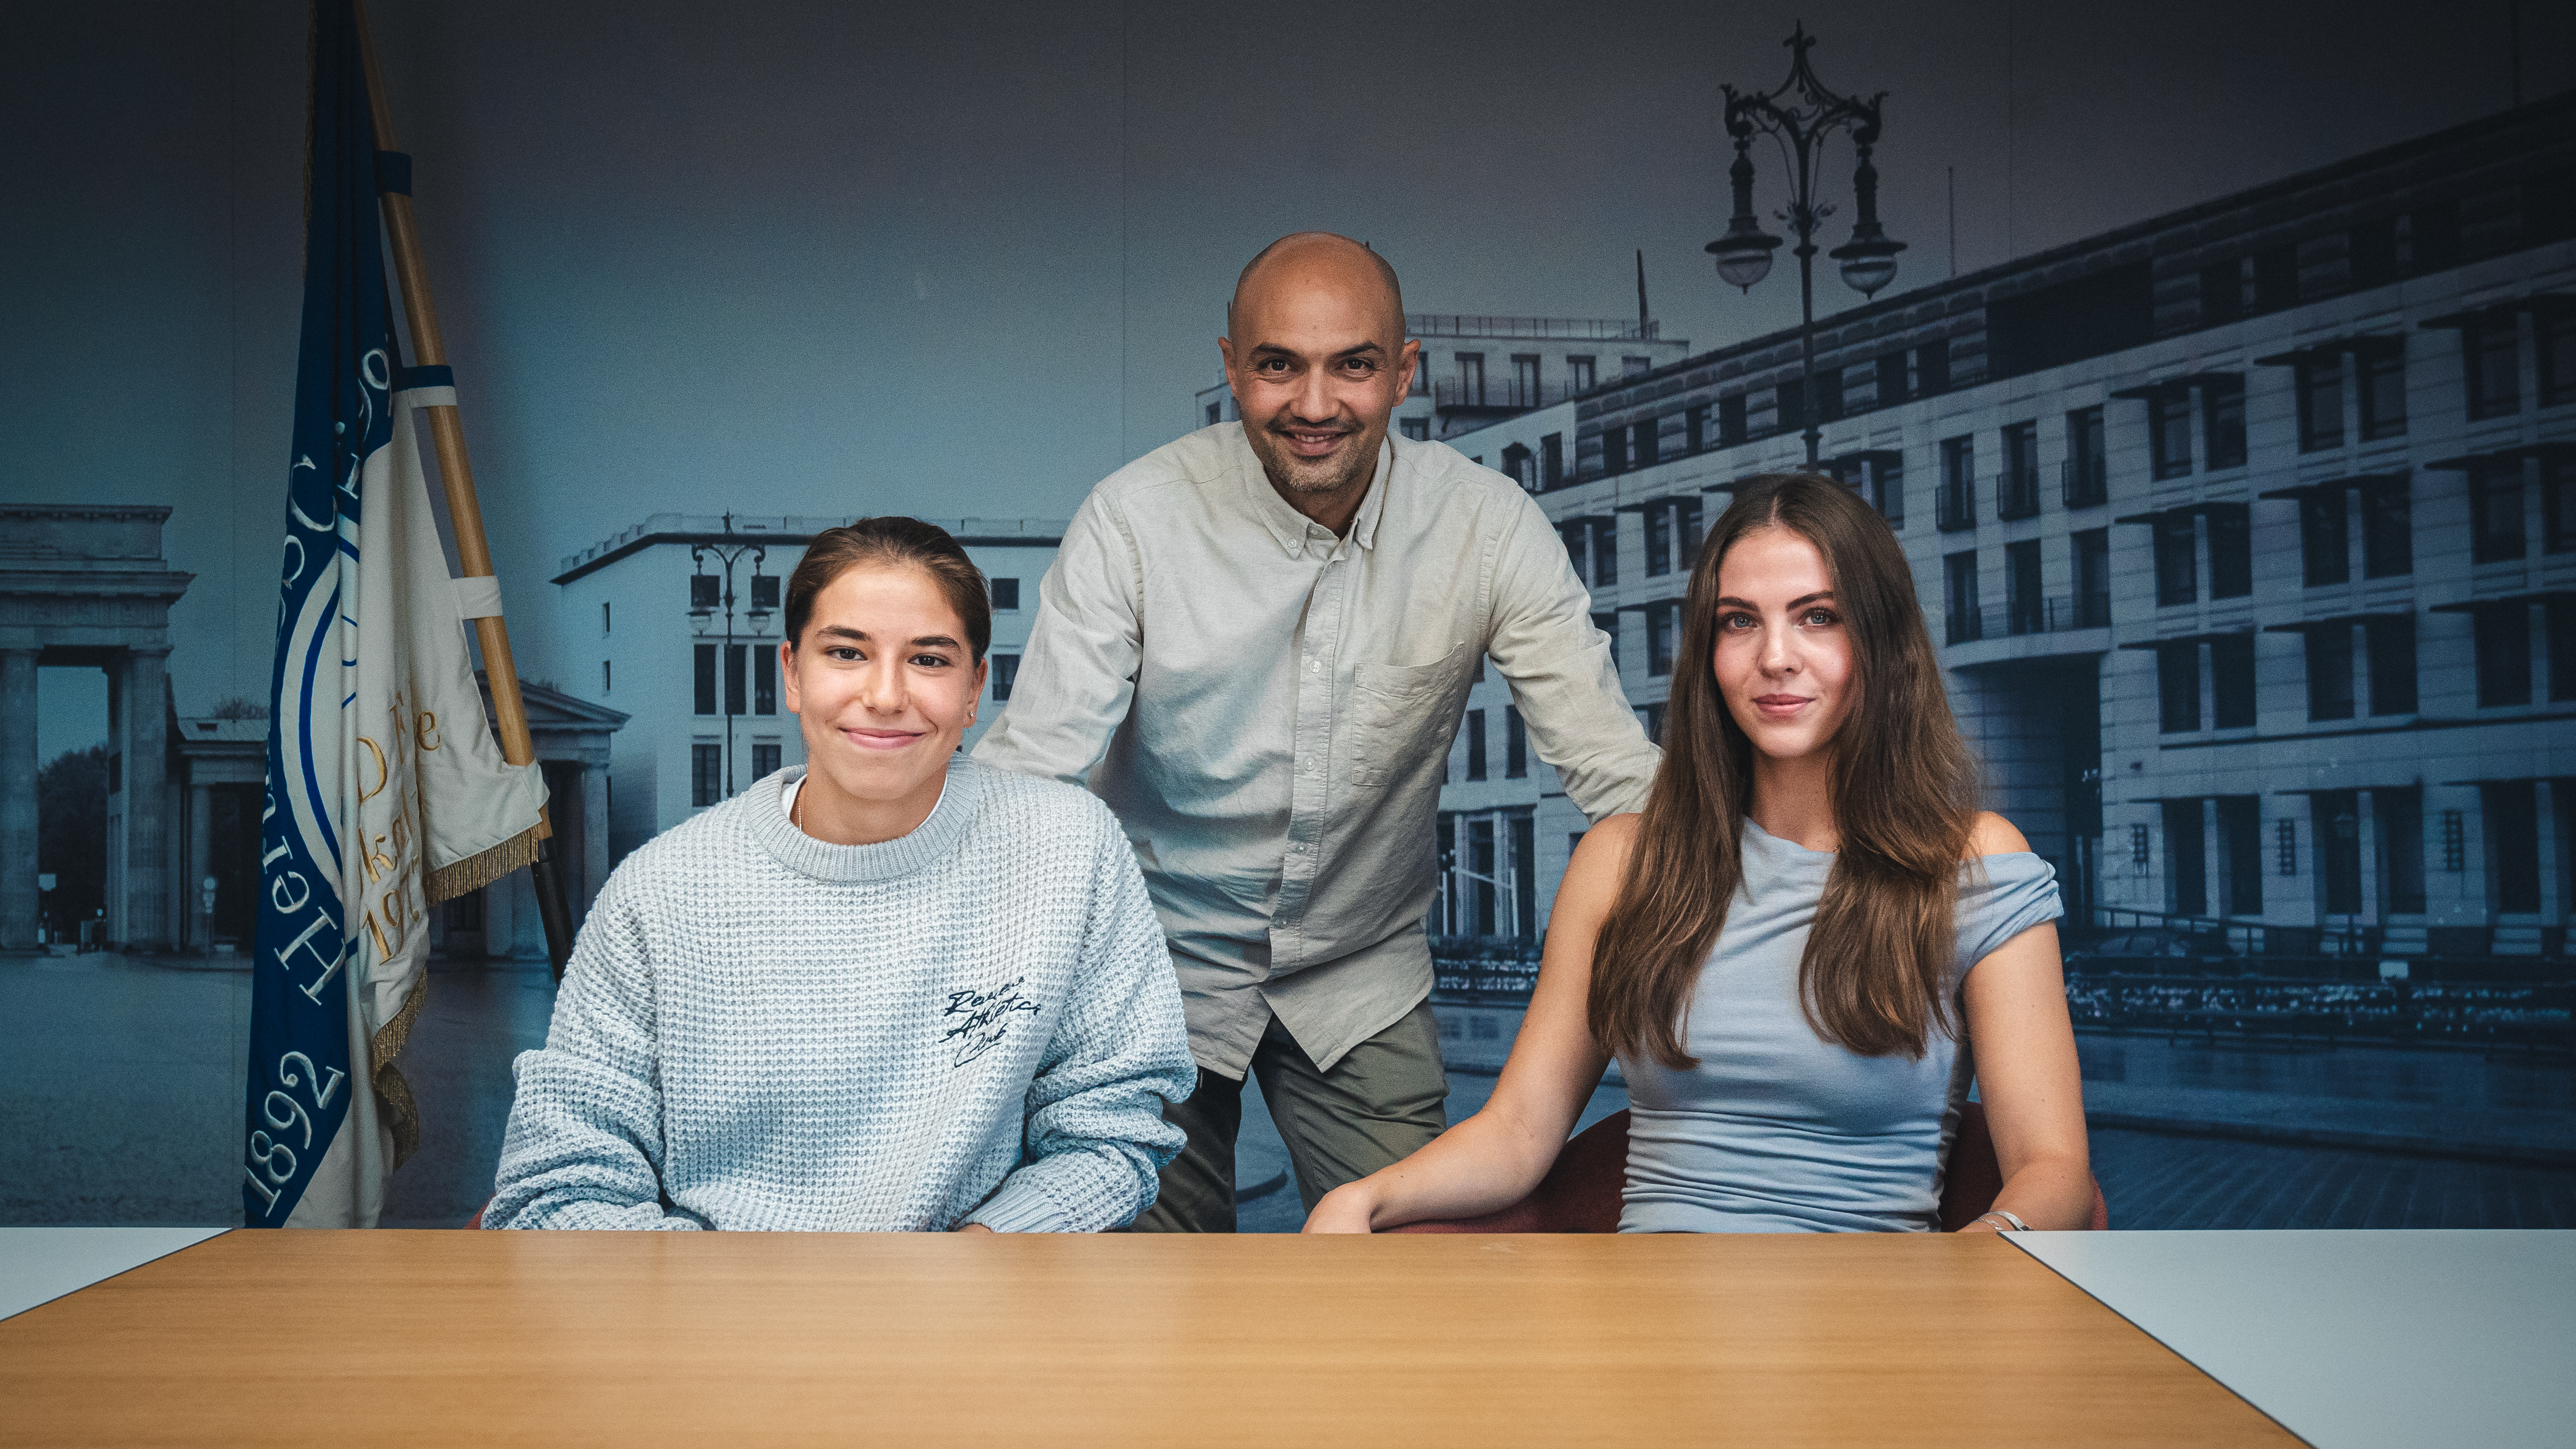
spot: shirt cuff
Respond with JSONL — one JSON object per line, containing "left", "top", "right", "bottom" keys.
{"left": 966, "top": 1173, "right": 1074, "bottom": 1233}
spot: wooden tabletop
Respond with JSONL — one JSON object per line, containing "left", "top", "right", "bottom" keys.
{"left": 0, "top": 1230, "right": 2293, "bottom": 1447}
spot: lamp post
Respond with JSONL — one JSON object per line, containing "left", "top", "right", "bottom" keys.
{"left": 1706, "top": 23, "right": 1906, "bottom": 466}
{"left": 688, "top": 513, "right": 776, "bottom": 801}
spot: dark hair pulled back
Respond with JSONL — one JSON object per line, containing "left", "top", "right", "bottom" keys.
{"left": 784, "top": 516, "right": 992, "bottom": 662}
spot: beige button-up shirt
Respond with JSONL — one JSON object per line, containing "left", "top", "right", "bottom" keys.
{"left": 974, "top": 423, "right": 1659, "bottom": 1076}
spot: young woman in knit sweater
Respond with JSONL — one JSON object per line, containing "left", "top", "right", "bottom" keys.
{"left": 486, "top": 518, "right": 1196, "bottom": 1231}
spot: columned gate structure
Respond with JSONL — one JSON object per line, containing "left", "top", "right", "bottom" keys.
{"left": 0, "top": 506, "right": 193, "bottom": 951}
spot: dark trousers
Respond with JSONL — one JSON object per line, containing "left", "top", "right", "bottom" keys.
{"left": 1129, "top": 1000, "right": 1448, "bottom": 1232}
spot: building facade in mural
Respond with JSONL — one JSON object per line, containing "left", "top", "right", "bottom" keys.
{"left": 1441, "top": 95, "right": 2576, "bottom": 962}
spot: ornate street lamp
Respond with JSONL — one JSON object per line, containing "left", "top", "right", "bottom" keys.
{"left": 689, "top": 513, "right": 774, "bottom": 801}
{"left": 1708, "top": 24, "right": 1907, "bottom": 464}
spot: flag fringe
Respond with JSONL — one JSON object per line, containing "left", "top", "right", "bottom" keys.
{"left": 370, "top": 973, "right": 428, "bottom": 1170}
{"left": 425, "top": 825, "right": 542, "bottom": 905}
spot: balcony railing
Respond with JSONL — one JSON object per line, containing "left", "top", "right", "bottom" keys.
{"left": 1409, "top": 315, "right": 1660, "bottom": 341}
{"left": 1433, "top": 377, "right": 1585, "bottom": 413}
{"left": 1946, "top": 604, "right": 1983, "bottom": 645}
{"left": 2062, "top": 457, "right": 2108, "bottom": 509}
{"left": 2001, "top": 594, "right": 2114, "bottom": 636}
{"left": 1996, "top": 468, "right": 2042, "bottom": 521}
{"left": 1935, "top": 478, "right": 1976, "bottom": 532}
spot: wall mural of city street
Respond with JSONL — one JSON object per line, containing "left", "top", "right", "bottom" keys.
{"left": 3, "top": 0, "right": 2571, "bottom": 1231}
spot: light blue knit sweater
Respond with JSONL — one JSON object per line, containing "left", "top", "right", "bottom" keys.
{"left": 484, "top": 757, "right": 1195, "bottom": 1232}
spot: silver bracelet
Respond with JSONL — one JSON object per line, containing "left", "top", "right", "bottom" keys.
{"left": 1975, "top": 1210, "right": 2031, "bottom": 1232}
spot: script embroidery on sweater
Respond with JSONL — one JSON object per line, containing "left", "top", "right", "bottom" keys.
{"left": 940, "top": 978, "right": 1040, "bottom": 1067}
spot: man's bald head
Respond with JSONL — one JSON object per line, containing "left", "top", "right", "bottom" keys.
{"left": 1226, "top": 232, "right": 1405, "bottom": 341}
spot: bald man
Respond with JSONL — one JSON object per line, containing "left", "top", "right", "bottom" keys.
{"left": 975, "top": 233, "right": 1659, "bottom": 1231}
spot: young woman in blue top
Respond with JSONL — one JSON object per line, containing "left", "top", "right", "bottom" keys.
{"left": 1307, "top": 473, "right": 2094, "bottom": 1233}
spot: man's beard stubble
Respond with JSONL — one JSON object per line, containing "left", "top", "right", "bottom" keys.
{"left": 1250, "top": 420, "right": 1377, "bottom": 498}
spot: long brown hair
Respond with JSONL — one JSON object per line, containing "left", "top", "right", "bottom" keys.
{"left": 1588, "top": 473, "right": 1979, "bottom": 1065}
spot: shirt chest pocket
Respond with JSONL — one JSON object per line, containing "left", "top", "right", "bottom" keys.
{"left": 1348, "top": 642, "right": 1469, "bottom": 789}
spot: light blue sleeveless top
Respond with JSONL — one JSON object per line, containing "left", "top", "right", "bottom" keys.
{"left": 1617, "top": 821, "right": 2061, "bottom": 1233}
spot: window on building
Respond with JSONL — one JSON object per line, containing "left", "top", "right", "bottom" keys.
{"left": 2485, "top": 782, "right": 2543, "bottom": 914}
{"left": 1600, "top": 426, "right": 1628, "bottom": 476}
{"left": 1412, "top": 361, "right": 1427, "bottom": 397}
{"left": 1871, "top": 453, "right": 1906, "bottom": 526}
{"left": 1918, "top": 338, "right": 1951, "bottom": 395}
{"left": 1775, "top": 378, "right": 1807, "bottom": 434}
{"left": 750, "top": 574, "right": 780, "bottom": 614}
{"left": 1944, "top": 551, "right": 1980, "bottom": 645}
{"left": 2551, "top": 597, "right": 2576, "bottom": 704}
{"left": 1464, "top": 708, "right": 1487, "bottom": 781}
{"left": 601, "top": 659, "right": 612, "bottom": 695}
{"left": 1999, "top": 422, "right": 2040, "bottom": 519}
{"left": 2470, "top": 462, "right": 2527, "bottom": 564}
{"left": 1541, "top": 432, "right": 1564, "bottom": 487}
{"left": 2157, "top": 642, "right": 2202, "bottom": 732}
{"left": 1558, "top": 523, "right": 1589, "bottom": 586}
{"left": 691, "top": 743, "right": 722, "bottom": 808}
{"left": 2199, "top": 259, "right": 2243, "bottom": 324}
{"left": 1400, "top": 417, "right": 1429, "bottom": 441}
{"left": 1676, "top": 498, "right": 1704, "bottom": 571}
{"left": 2348, "top": 218, "right": 2400, "bottom": 286}
{"left": 2218, "top": 795, "right": 2264, "bottom": 916}
{"left": 690, "top": 574, "right": 719, "bottom": 612}
{"left": 2474, "top": 602, "right": 2533, "bottom": 706}
{"left": 694, "top": 643, "right": 717, "bottom": 715}
{"left": 2207, "top": 503, "right": 2252, "bottom": 599}
{"left": 1814, "top": 366, "right": 1844, "bottom": 422}
{"left": 2074, "top": 528, "right": 2111, "bottom": 628}
{"left": 1877, "top": 351, "right": 1910, "bottom": 406}
{"left": 2297, "top": 357, "right": 2345, "bottom": 451}
{"left": 2528, "top": 168, "right": 2576, "bottom": 245}
{"left": 1468, "top": 816, "right": 1497, "bottom": 933}
{"left": 1566, "top": 355, "right": 1597, "bottom": 392}
{"left": 1512, "top": 354, "right": 1541, "bottom": 406}
{"left": 2153, "top": 514, "right": 2197, "bottom": 606}
{"left": 2305, "top": 625, "right": 2356, "bottom": 721}
{"left": 2465, "top": 318, "right": 2521, "bottom": 420}
{"left": 2164, "top": 799, "right": 2209, "bottom": 916}
{"left": 2148, "top": 390, "right": 2192, "bottom": 479}
{"left": 602, "top": 601, "right": 612, "bottom": 634}
{"left": 1645, "top": 504, "right": 1672, "bottom": 578}
{"left": 1594, "top": 612, "right": 1620, "bottom": 669}
{"left": 2361, "top": 476, "right": 2412, "bottom": 577}
{"left": 1648, "top": 603, "right": 1677, "bottom": 676}
{"left": 2003, "top": 540, "right": 2043, "bottom": 635}
{"left": 990, "top": 577, "right": 1021, "bottom": 611}
{"left": 2300, "top": 489, "right": 2350, "bottom": 587}
{"left": 1707, "top": 395, "right": 1741, "bottom": 449}
{"left": 2540, "top": 308, "right": 2576, "bottom": 408}
{"left": 2251, "top": 247, "right": 2298, "bottom": 312}
{"left": 989, "top": 652, "right": 1020, "bottom": 703}
{"left": 1631, "top": 418, "right": 1659, "bottom": 470}
{"left": 2379, "top": 786, "right": 2426, "bottom": 914}
{"left": 2358, "top": 346, "right": 2407, "bottom": 438}
{"left": 1622, "top": 356, "right": 1652, "bottom": 379}
{"left": 1452, "top": 352, "right": 1486, "bottom": 408}
{"left": 1591, "top": 518, "right": 1619, "bottom": 587}
{"left": 2211, "top": 635, "right": 2256, "bottom": 729}
{"left": 1504, "top": 707, "right": 1527, "bottom": 779}
{"left": 1511, "top": 811, "right": 1538, "bottom": 939}
{"left": 2546, "top": 456, "right": 2576, "bottom": 554}
{"left": 1685, "top": 404, "right": 1708, "bottom": 455}
{"left": 2366, "top": 615, "right": 2417, "bottom": 715}
{"left": 752, "top": 741, "right": 781, "bottom": 779}
{"left": 2204, "top": 381, "right": 2247, "bottom": 470}
{"left": 1501, "top": 442, "right": 1535, "bottom": 491}
{"left": 2063, "top": 407, "right": 2106, "bottom": 508}
{"left": 753, "top": 644, "right": 776, "bottom": 715}
{"left": 2406, "top": 201, "right": 2461, "bottom": 271}
{"left": 1206, "top": 401, "right": 1222, "bottom": 426}
{"left": 1937, "top": 435, "right": 1975, "bottom": 532}
{"left": 2316, "top": 790, "right": 2364, "bottom": 916}
{"left": 724, "top": 643, "right": 747, "bottom": 716}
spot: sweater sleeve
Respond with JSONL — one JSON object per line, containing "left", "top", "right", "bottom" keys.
{"left": 482, "top": 869, "right": 700, "bottom": 1231}
{"left": 967, "top": 803, "right": 1195, "bottom": 1232}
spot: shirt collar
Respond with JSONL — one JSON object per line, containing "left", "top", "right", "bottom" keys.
{"left": 1230, "top": 423, "right": 1393, "bottom": 560}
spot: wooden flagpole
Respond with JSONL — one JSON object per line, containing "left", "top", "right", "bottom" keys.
{"left": 354, "top": 0, "right": 577, "bottom": 975}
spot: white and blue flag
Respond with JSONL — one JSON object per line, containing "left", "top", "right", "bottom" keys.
{"left": 245, "top": 0, "right": 547, "bottom": 1229}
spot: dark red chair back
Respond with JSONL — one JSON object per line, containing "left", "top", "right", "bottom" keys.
{"left": 1389, "top": 1101, "right": 2107, "bottom": 1233}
